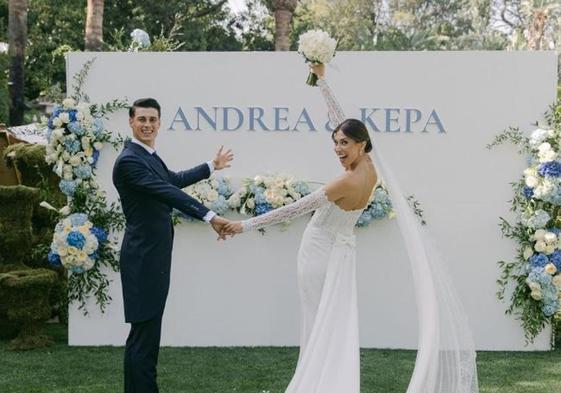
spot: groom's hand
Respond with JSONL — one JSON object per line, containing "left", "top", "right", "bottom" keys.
{"left": 212, "top": 146, "right": 234, "bottom": 170}
{"left": 223, "top": 221, "right": 243, "bottom": 236}
{"left": 210, "top": 216, "right": 229, "bottom": 240}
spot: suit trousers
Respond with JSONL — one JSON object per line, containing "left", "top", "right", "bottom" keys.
{"left": 124, "top": 313, "right": 164, "bottom": 393}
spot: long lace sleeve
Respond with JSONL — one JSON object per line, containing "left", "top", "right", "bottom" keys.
{"left": 317, "top": 78, "right": 346, "bottom": 126}
{"left": 242, "top": 188, "right": 329, "bottom": 232}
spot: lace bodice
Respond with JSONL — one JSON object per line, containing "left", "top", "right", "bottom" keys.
{"left": 242, "top": 188, "right": 362, "bottom": 235}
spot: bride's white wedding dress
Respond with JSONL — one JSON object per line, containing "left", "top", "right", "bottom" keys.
{"left": 241, "top": 78, "right": 479, "bottom": 393}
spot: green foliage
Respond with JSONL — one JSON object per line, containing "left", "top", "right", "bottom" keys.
{"left": 0, "top": 52, "right": 9, "bottom": 125}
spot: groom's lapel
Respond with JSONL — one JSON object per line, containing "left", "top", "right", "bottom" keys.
{"left": 126, "top": 140, "right": 169, "bottom": 181}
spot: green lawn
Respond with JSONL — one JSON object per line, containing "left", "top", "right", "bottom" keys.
{"left": 2, "top": 324, "right": 561, "bottom": 393}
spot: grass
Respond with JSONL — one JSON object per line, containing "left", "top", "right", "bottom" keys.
{"left": 2, "top": 324, "right": 561, "bottom": 392}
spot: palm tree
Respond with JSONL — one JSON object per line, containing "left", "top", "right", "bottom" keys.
{"left": 85, "top": 0, "right": 104, "bottom": 51}
{"left": 8, "top": 0, "right": 27, "bottom": 126}
{"left": 271, "top": 0, "right": 298, "bottom": 51}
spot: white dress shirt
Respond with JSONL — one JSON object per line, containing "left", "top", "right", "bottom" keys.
{"left": 131, "top": 137, "right": 217, "bottom": 222}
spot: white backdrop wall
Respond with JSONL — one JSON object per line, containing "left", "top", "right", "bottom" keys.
{"left": 67, "top": 51, "right": 557, "bottom": 350}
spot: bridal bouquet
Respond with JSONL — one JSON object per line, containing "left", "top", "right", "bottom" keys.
{"left": 356, "top": 184, "right": 395, "bottom": 227}
{"left": 228, "top": 174, "right": 311, "bottom": 217}
{"left": 182, "top": 176, "right": 233, "bottom": 216}
{"left": 48, "top": 213, "right": 107, "bottom": 273}
{"left": 297, "top": 29, "right": 337, "bottom": 86}
{"left": 43, "top": 98, "right": 107, "bottom": 197}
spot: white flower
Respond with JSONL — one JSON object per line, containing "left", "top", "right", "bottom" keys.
{"left": 227, "top": 193, "right": 241, "bottom": 208}
{"left": 81, "top": 136, "right": 91, "bottom": 148}
{"left": 525, "top": 175, "right": 539, "bottom": 188}
{"left": 59, "top": 112, "right": 70, "bottom": 124}
{"left": 254, "top": 175, "right": 264, "bottom": 184}
{"left": 53, "top": 128, "right": 64, "bottom": 140}
{"left": 553, "top": 275, "right": 561, "bottom": 288}
{"left": 62, "top": 98, "right": 76, "bottom": 109}
{"left": 53, "top": 117, "right": 63, "bottom": 128}
{"left": 533, "top": 229, "right": 547, "bottom": 241}
{"left": 130, "top": 29, "right": 151, "bottom": 49}
{"left": 523, "top": 246, "right": 534, "bottom": 260}
{"left": 545, "top": 232, "right": 557, "bottom": 244}
{"left": 535, "top": 240, "right": 547, "bottom": 252}
{"left": 59, "top": 205, "right": 71, "bottom": 216}
{"left": 246, "top": 198, "right": 255, "bottom": 209}
{"left": 69, "top": 155, "right": 82, "bottom": 167}
{"left": 545, "top": 263, "right": 557, "bottom": 275}
{"left": 207, "top": 190, "right": 219, "bottom": 202}
{"left": 530, "top": 128, "right": 549, "bottom": 147}
{"left": 530, "top": 290, "right": 543, "bottom": 300}
{"left": 297, "top": 29, "right": 337, "bottom": 64}
{"left": 545, "top": 245, "right": 556, "bottom": 255}
{"left": 93, "top": 142, "right": 104, "bottom": 150}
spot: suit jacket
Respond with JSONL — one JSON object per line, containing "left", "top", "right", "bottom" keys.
{"left": 112, "top": 140, "right": 210, "bottom": 323}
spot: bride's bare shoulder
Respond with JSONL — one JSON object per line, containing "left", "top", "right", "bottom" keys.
{"left": 323, "top": 174, "right": 353, "bottom": 202}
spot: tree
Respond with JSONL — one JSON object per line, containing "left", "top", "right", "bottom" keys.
{"left": 85, "top": 0, "right": 104, "bottom": 51}
{"left": 8, "top": 0, "right": 27, "bottom": 126}
{"left": 271, "top": 0, "right": 298, "bottom": 50}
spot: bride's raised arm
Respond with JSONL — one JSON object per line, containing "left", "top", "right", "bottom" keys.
{"left": 313, "top": 64, "right": 346, "bottom": 127}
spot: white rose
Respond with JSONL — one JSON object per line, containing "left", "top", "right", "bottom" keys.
{"left": 93, "top": 142, "right": 104, "bottom": 150}
{"left": 62, "top": 98, "right": 75, "bottom": 109}
{"left": 545, "top": 244, "right": 556, "bottom": 255}
{"left": 83, "top": 257, "right": 95, "bottom": 270}
{"left": 53, "top": 117, "right": 63, "bottom": 128}
{"left": 264, "top": 177, "right": 275, "bottom": 187}
{"left": 59, "top": 112, "right": 70, "bottom": 124}
{"left": 545, "top": 232, "right": 557, "bottom": 243}
{"left": 533, "top": 229, "right": 547, "bottom": 241}
{"left": 81, "top": 136, "right": 91, "bottom": 148}
{"left": 545, "top": 263, "right": 558, "bottom": 275}
{"left": 76, "top": 112, "right": 85, "bottom": 121}
{"left": 523, "top": 246, "right": 534, "bottom": 260}
{"left": 254, "top": 175, "right": 264, "bottom": 184}
{"left": 69, "top": 155, "right": 82, "bottom": 167}
{"left": 538, "top": 142, "right": 552, "bottom": 152}
{"left": 246, "top": 198, "right": 255, "bottom": 209}
{"left": 63, "top": 172, "right": 73, "bottom": 181}
{"left": 525, "top": 175, "right": 539, "bottom": 188}
{"left": 527, "top": 281, "right": 541, "bottom": 291}
{"left": 552, "top": 275, "right": 561, "bottom": 288}
{"left": 534, "top": 240, "right": 547, "bottom": 252}
{"left": 227, "top": 193, "right": 241, "bottom": 208}
{"left": 207, "top": 190, "right": 219, "bottom": 202}
{"left": 210, "top": 179, "right": 219, "bottom": 188}
{"left": 530, "top": 290, "right": 543, "bottom": 301}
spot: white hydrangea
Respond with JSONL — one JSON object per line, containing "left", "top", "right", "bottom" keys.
{"left": 297, "top": 30, "right": 337, "bottom": 64}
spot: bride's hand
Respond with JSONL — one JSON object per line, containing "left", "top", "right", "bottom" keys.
{"left": 310, "top": 63, "right": 325, "bottom": 79}
{"left": 222, "top": 221, "right": 243, "bottom": 237}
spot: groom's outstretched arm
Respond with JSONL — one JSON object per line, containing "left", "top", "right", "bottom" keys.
{"left": 116, "top": 155, "right": 210, "bottom": 221}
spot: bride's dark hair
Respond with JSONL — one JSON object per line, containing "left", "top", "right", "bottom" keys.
{"left": 332, "top": 119, "right": 372, "bottom": 153}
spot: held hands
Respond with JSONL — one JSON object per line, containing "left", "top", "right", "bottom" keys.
{"left": 210, "top": 216, "right": 243, "bottom": 240}
{"left": 212, "top": 146, "right": 234, "bottom": 170}
{"left": 310, "top": 63, "right": 325, "bottom": 79}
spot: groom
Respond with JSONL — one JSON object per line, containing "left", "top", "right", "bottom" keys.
{"left": 112, "top": 98, "right": 233, "bottom": 393}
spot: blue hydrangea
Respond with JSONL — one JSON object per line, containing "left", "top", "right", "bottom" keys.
{"left": 545, "top": 186, "right": 561, "bottom": 205}
{"left": 550, "top": 250, "right": 561, "bottom": 270}
{"left": 217, "top": 182, "right": 231, "bottom": 197}
{"left": 69, "top": 213, "right": 88, "bottom": 226}
{"left": 293, "top": 181, "right": 310, "bottom": 195}
{"left": 68, "top": 110, "right": 77, "bottom": 122}
{"left": 254, "top": 191, "right": 267, "bottom": 204}
{"left": 67, "top": 121, "right": 85, "bottom": 136}
{"left": 542, "top": 284, "right": 558, "bottom": 303}
{"left": 73, "top": 164, "right": 92, "bottom": 179}
{"left": 542, "top": 301, "right": 559, "bottom": 316}
{"left": 90, "top": 227, "right": 107, "bottom": 243}
{"left": 92, "top": 149, "right": 100, "bottom": 167}
{"left": 92, "top": 117, "right": 104, "bottom": 136}
{"left": 48, "top": 251, "right": 61, "bottom": 267}
{"left": 523, "top": 186, "right": 534, "bottom": 199}
{"left": 356, "top": 211, "right": 372, "bottom": 227}
{"left": 538, "top": 161, "right": 561, "bottom": 177}
{"left": 210, "top": 195, "right": 229, "bottom": 215}
{"left": 549, "top": 227, "right": 561, "bottom": 235}
{"left": 59, "top": 180, "right": 77, "bottom": 196}
{"left": 528, "top": 267, "right": 552, "bottom": 285}
{"left": 255, "top": 203, "right": 273, "bottom": 215}
{"left": 526, "top": 209, "right": 551, "bottom": 229}
{"left": 67, "top": 231, "right": 86, "bottom": 249}
{"left": 88, "top": 251, "right": 99, "bottom": 260}
{"left": 71, "top": 266, "right": 86, "bottom": 274}
{"left": 48, "top": 108, "right": 62, "bottom": 129}
{"left": 530, "top": 253, "right": 549, "bottom": 268}
{"left": 63, "top": 138, "right": 82, "bottom": 154}
{"left": 45, "top": 127, "right": 53, "bottom": 142}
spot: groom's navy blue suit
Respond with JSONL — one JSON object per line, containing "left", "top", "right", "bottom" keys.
{"left": 113, "top": 140, "right": 211, "bottom": 393}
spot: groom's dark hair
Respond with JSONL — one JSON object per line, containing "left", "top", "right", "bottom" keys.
{"left": 129, "top": 98, "right": 161, "bottom": 118}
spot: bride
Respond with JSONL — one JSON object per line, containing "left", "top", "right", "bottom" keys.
{"left": 222, "top": 64, "right": 479, "bottom": 393}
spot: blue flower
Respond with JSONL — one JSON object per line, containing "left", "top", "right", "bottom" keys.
{"left": 89, "top": 251, "right": 99, "bottom": 260}
{"left": 530, "top": 253, "right": 549, "bottom": 268}
{"left": 538, "top": 161, "right": 561, "bottom": 177}
{"left": 68, "top": 110, "right": 77, "bottom": 122}
{"left": 92, "top": 117, "right": 104, "bottom": 136}
{"left": 67, "top": 231, "right": 86, "bottom": 249}
{"left": 67, "top": 121, "right": 85, "bottom": 136}
{"left": 90, "top": 227, "right": 107, "bottom": 243}
{"left": 92, "top": 149, "right": 100, "bottom": 167}
{"left": 542, "top": 301, "right": 559, "bottom": 316}
{"left": 63, "top": 138, "right": 82, "bottom": 154}
{"left": 45, "top": 127, "right": 53, "bottom": 142}
{"left": 254, "top": 192, "right": 267, "bottom": 204}
{"left": 69, "top": 213, "right": 89, "bottom": 226}
{"left": 550, "top": 250, "right": 561, "bottom": 270}
{"left": 550, "top": 227, "right": 561, "bottom": 235}
{"left": 293, "top": 181, "right": 310, "bottom": 195}
{"left": 59, "top": 180, "right": 77, "bottom": 196}
{"left": 71, "top": 266, "right": 86, "bottom": 274}
{"left": 255, "top": 203, "right": 273, "bottom": 215}
{"left": 528, "top": 267, "right": 552, "bottom": 285}
{"left": 73, "top": 164, "right": 92, "bottom": 179}
{"left": 523, "top": 186, "right": 534, "bottom": 199}
{"left": 48, "top": 251, "right": 61, "bottom": 267}
{"left": 356, "top": 211, "right": 372, "bottom": 227}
